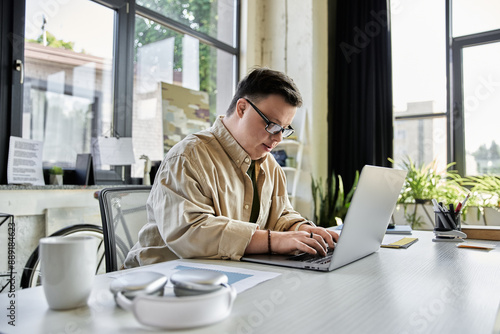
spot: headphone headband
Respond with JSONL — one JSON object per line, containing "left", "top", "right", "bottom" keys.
{"left": 116, "top": 284, "right": 236, "bottom": 329}
{"left": 111, "top": 270, "right": 237, "bottom": 329}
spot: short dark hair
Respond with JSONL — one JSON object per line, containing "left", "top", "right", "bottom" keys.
{"left": 226, "top": 67, "right": 303, "bottom": 116}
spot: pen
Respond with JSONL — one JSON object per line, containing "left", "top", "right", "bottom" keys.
{"left": 455, "top": 193, "right": 470, "bottom": 214}
{"left": 460, "top": 193, "right": 470, "bottom": 211}
{"left": 431, "top": 199, "right": 440, "bottom": 211}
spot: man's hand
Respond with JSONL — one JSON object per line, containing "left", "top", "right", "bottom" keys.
{"left": 292, "top": 223, "right": 339, "bottom": 250}
{"left": 271, "top": 230, "right": 331, "bottom": 256}
{"left": 245, "top": 227, "right": 339, "bottom": 256}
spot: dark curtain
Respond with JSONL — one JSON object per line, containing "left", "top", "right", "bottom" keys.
{"left": 328, "top": 0, "right": 393, "bottom": 191}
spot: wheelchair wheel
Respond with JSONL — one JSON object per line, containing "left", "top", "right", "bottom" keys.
{"left": 20, "top": 224, "right": 105, "bottom": 289}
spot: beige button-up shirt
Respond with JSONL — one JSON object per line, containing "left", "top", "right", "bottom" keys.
{"left": 123, "top": 116, "right": 306, "bottom": 268}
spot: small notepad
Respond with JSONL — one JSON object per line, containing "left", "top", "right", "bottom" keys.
{"left": 381, "top": 236, "right": 419, "bottom": 249}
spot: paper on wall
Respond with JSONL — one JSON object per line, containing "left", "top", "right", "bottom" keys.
{"left": 7, "top": 136, "right": 45, "bottom": 185}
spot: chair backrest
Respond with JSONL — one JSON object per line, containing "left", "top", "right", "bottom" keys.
{"left": 98, "top": 186, "right": 151, "bottom": 272}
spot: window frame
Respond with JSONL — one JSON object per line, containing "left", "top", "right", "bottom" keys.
{"left": 0, "top": 0, "right": 240, "bottom": 185}
{"left": 393, "top": 0, "right": 500, "bottom": 176}
{"left": 450, "top": 28, "right": 500, "bottom": 174}
{"left": 0, "top": 0, "right": 25, "bottom": 184}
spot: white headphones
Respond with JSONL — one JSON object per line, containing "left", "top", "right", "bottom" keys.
{"left": 110, "top": 270, "right": 237, "bottom": 329}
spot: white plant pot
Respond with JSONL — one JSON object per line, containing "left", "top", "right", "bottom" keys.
{"left": 484, "top": 207, "right": 500, "bottom": 226}
{"left": 462, "top": 206, "right": 484, "bottom": 226}
{"left": 50, "top": 174, "right": 63, "bottom": 185}
{"left": 392, "top": 203, "right": 435, "bottom": 230}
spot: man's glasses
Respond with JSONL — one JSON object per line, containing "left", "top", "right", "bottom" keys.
{"left": 243, "top": 98, "right": 295, "bottom": 138}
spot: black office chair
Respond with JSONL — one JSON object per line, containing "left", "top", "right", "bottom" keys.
{"left": 98, "top": 186, "right": 152, "bottom": 272}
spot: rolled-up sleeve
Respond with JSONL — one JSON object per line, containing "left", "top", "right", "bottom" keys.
{"left": 152, "top": 151, "right": 258, "bottom": 260}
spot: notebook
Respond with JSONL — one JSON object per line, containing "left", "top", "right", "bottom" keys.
{"left": 241, "top": 165, "right": 407, "bottom": 272}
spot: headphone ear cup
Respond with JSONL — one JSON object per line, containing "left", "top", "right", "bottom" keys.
{"left": 130, "top": 284, "right": 237, "bottom": 329}
{"left": 115, "top": 290, "right": 134, "bottom": 311}
{"left": 170, "top": 269, "right": 229, "bottom": 297}
{"left": 110, "top": 271, "right": 168, "bottom": 300}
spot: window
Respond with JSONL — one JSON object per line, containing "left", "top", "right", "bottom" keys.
{"left": 0, "top": 0, "right": 239, "bottom": 184}
{"left": 136, "top": 0, "right": 237, "bottom": 46}
{"left": 391, "top": 0, "right": 500, "bottom": 176}
{"left": 391, "top": 0, "right": 447, "bottom": 170}
{"left": 23, "top": 0, "right": 114, "bottom": 168}
{"left": 452, "top": 0, "right": 500, "bottom": 175}
{"left": 131, "top": 1, "right": 238, "bottom": 177}
{"left": 461, "top": 42, "right": 500, "bottom": 174}
{"left": 452, "top": 0, "right": 500, "bottom": 37}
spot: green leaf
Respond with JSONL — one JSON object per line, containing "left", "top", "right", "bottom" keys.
{"left": 311, "top": 170, "right": 359, "bottom": 228}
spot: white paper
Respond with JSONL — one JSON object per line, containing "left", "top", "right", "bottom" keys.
{"left": 7, "top": 136, "right": 45, "bottom": 185}
{"left": 97, "top": 137, "right": 135, "bottom": 166}
{"left": 109, "top": 259, "right": 281, "bottom": 294}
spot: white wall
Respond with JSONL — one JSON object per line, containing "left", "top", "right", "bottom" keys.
{"left": 240, "top": 0, "right": 329, "bottom": 218}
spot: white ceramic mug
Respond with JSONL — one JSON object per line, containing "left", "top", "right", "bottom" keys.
{"left": 39, "top": 236, "right": 96, "bottom": 310}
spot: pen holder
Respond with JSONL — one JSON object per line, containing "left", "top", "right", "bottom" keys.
{"left": 432, "top": 199, "right": 467, "bottom": 242}
{"left": 434, "top": 210, "right": 460, "bottom": 231}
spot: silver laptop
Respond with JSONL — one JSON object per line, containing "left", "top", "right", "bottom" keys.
{"left": 241, "top": 165, "right": 407, "bottom": 271}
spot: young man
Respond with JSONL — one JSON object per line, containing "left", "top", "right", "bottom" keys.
{"left": 124, "top": 68, "right": 338, "bottom": 268}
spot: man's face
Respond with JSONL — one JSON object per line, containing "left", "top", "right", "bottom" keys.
{"left": 232, "top": 94, "right": 297, "bottom": 160}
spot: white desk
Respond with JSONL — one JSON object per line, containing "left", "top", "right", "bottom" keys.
{"left": 2, "top": 231, "right": 500, "bottom": 334}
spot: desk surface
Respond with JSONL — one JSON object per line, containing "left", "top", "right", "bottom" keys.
{"left": 2, "top": 231, "right": 500, "bottom": 334}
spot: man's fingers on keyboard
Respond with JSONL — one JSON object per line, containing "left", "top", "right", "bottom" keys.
{"left": 305, "top": 237, "right": 327, "bottom": 256}
{"left": 311, "top": 233, "right": 329, "bottom": 250}
{"left": 297, "top": 243, "right": 318, "bottom": 255}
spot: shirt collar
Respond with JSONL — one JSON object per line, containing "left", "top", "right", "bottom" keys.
{"left": 211, "top": 116, "right": 268, "bottom": 170}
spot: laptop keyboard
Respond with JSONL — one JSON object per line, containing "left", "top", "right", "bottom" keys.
{"left": 287, "top": 248, "right": 334, "bottom": 265}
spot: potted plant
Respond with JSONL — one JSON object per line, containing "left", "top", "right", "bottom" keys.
{"left": 390, "top": 157, "right": 467, "bottom": 229}
{"left": 311, "top": 170, "right": 359, "bottom": 228}
{"left": 463, "top": 174, "right": 500, "bottom": 225}
{"left": 49, "top": 166, "right": 64, "bottom": 185}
